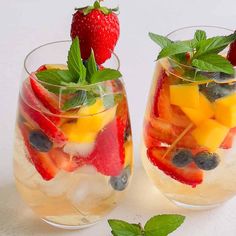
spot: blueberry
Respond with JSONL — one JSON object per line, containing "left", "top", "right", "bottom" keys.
{"left": 124, "top": 123, "right": 131, "bottom": 142}
{"left": 29, "top": 130, "right": 53, "bottom": 152}
{"left": 200, "top": 82, "right": 233, "bottom": 102}
{"left": 194, "top": 151, "right": 220, "bottom": 171}
{"left": 109, "top": 167, "right": 131, "bottom": 191}
{"left": 172, "top": 149, "right": 193, "bottom": 167}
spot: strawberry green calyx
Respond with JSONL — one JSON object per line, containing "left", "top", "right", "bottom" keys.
{"left": 81, "top": 1, "right": 119, "bottom": 15}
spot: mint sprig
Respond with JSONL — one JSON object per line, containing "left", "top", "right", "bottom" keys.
{"left": 35, "top": 37, "right": 122, "bottom": 110}
{"left": 149, "top": 30, "right": 236, "bottom": 75}
{"left": 108, "top": 214, "right": 185, "bottom": 236}
{"left": 67, "top": 37, "right": 87, "bottom": 84}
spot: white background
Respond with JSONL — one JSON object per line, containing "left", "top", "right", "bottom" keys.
{"left": 1, "top": 0, "right": 236, "bottom": 235}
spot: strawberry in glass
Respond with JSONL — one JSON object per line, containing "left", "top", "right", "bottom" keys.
{"left": 142, "top": 26, "right": 236, "bottom": 209}
{"left": 13, "top": 1, "right": 133, "bottom": 229}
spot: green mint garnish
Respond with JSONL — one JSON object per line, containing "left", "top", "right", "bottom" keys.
{"left": 108, "top": 214, "right": 185, "bottom": 236}
{"left": 62, "top": 90, "right": 96, "bottom": 111}
{"left": 67, "top": 37, "right": 87, "bottom": 84}
{"left": 149, "top": 30, "right": 236, "bottom": 76}
{"left": 35, "top": 37, "right": 122, "bottom": 110}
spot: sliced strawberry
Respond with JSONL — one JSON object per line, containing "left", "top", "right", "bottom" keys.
{"left": 154, "top": 75, "right": 191, "bottom": 127}
{"left": 36, "top": 65, "right": 47, "bottom": 72}
{"left": 117, "top": 95, "right": 129, "bottom": 128}
{"left": 143, "top": 128, "right": 162, "bottom": 148}
{"left": 49, "top": 148, "right": 83, "bottom": 172}
{"left": 220, "top": 127, "right": 236, "bottom": 149}
{"left": 19, "top": 97, "right": 67, "bottom": 145}
{"left": 227, "top": 39, "right": 236, "bottom": 66}
{"left": 145, "top": 119, "right": 198, "bottom": 149}
{"left": 147, "top": 147, "right": 203, "bottom": 187}
{"left": 86, "top": 119, "right": 125, "bottom": 176}
{"left": 30, "top": 74, "right": 61, "bottom": 115}
{"left": 19, "top": 124, "right": 59, "bottom": 181}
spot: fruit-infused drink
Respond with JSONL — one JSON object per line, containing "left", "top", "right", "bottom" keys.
{"left": 142, "top": 26, "right": 236, "bottom": 209}
{"left": 14, "top": 37, "right": 133, "bottom": 228}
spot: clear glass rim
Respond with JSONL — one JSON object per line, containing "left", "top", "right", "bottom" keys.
{"left": 161, "top": 25, "right": 234, "bottom": 71}
{"left": 23, "top": 40, "right": 121, "bottom": 89}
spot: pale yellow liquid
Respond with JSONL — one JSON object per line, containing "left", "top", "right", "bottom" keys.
{"left": 14, "top": 127, "right": 133, "bottom": 227}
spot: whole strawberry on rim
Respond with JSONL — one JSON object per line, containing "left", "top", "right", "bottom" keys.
{"left": 71, "top": 0, "right": 120, "bottom": 65}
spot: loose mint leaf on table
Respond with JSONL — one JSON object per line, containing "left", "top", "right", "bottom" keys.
{"left": 67, "top": 37, "right": 87, "bottom": 84}
{"left": 90, "top": 69, "right": 122, "bottom": 84}
{"left": 192, "top": 54, "right": 234, "bottom": 74}
{"left": 157, "top": 41, "right": 193, "bottom": 59}
{"left": 108, "top": 219, "right": 143, "bottom": 236}
{"left": 144, "top": 214, "right": 185, "bottom": 236}
{"left": 108, "top": 214, "right": 185, "bottom": 236}
{"left": 149, "top": 33, "right": 172, "bottom": 48}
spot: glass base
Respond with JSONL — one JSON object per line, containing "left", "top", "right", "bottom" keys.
{"left": 170, "top": 199, "right": 222, "bottom": 211}
{"left": 42, "top": 218, "right": 100, "bottom": 230}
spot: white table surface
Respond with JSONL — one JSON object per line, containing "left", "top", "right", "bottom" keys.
{"left": 1, "top": 0, "right": 236, "bottom": 235}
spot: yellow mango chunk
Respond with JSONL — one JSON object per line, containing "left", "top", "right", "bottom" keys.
{"left": 77, "top": 99, "right": 117, "bottom": 133}
{"left": 124, "top": 141, "right": 134, "bottom": 169}
{"left": 45, "top": 64, "right": 68, "bottom": 70}
{"left": 170, "top": 84, "right": 200, "bottom": 108}
{"left": 215, "top": 93, "right": 236, "bottom": 128}
{"left": 181, "top": 93, "right": 214, "bottom": 125}
{"left": 192, "top": 119, "right": 229, "bottom": 151}
{"left": 61, "top": 123, "right": 97, "bottom": 143}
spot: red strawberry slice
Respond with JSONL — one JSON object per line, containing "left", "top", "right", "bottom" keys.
{"left": 227, "top": 39, "right": 236, "bottom": 66}
{"left": 20, "top": 82, "right": 67, "bottom": 145}
{"left": 145, "top": 119, "right": 198, "bottom": 149}
{"left": 30, "top": 74, "right": 61, "bottom": 115}
{"left": 117, "top": 95, "right": 129, "bottom": 128}
{"left": 19, "top": 98, "right": 67, "bottom": 145}
{"left": 49, "top": 148, "right": 83, "bottom": 172}
{"left": 153, "top": 74, "right": 191, "bottom": 127}
{"left": 86, "top": 119, "right": 125, "bottom": 176}
{"left": 147, "top": 147, "right": 203, "bottom": 187}
{"left": 220, "top": 127, "right": 236, "bottom": 149}
{"left": 143, "top": 128, "right": 162, "bottom": 149}
{"left": 19, "top": 124, "right": 59, "bottom": 181}
{"left": 36, "top": 65, "right": 47, "bottom": 72}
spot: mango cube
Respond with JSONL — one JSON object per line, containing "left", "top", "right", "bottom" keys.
{"left": 61, "top": 123, "right": 97, "bottom": 143}
{"left": 170, "top": 84, "right": 199, "bottom": 108}
{"left": 192, "top": 119, "right": 229, "bottom": 151}
{"left": 77, "top": 99, "right": 117, "bottom": 133}
{"left": 45, "top": 64, "right": 68, "bottom": 70}
{"left": 215, "top": 94, "right": 236, "bottom": 128}
{"left": 181, "top": 93, "right": 214, "bottom": 125}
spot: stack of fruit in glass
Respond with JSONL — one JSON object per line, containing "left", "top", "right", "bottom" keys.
{"left": 142, "top": 26, "right": 236, "bottom": 209}
{"left": 14, "top": 1, "right": 133, "bottom": 229}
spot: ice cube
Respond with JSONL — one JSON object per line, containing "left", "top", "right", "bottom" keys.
{"left": 67, "top": 172, "right": 112, "bottom": 205}
{"left": 63, "top": 142, "right": 95, "bottom": 157}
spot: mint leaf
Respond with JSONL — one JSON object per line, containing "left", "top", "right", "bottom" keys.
{"left": 90, "top": 69, "right": 122, "bottom": 84}
{"left": 67, "top": 37, "right": 87, "bottom": 84}
{"left": 149, "top": 33, "right": 172, "bottom": 48}
{"left": 36, "top": 69, "right": 74, "bottom": 85}
{"left": 108, "top": 219, "right": 143, "bottom": 236}
{"left": 158, "top": 41, "right": 193, "bottom": 59}
{"left": 103, "top": 94, "right": 122, "bottom": 109}
{"left": 86, "top": 50, "right": 98, "bottom": 82}
{"left": 192, "top": 54, "right": 234, "bottom": 74}
{"left": 62, "top": 90, "right": 96, "bottom": 111}
{"left": 195, "top": 32, "right": 236, "bottom": 57}
{"left": 194, "top": 30, "right": 207, "bottom": 42}
{"left": 144, "top": 214, "right": 185, "bottom": 236}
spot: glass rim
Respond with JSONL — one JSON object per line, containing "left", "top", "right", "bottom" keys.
{"left": 23, "top": 40, "right": 121, "bottom": 89}
{"left": 160, "top": 25, "right": 235, "bottom": 72}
